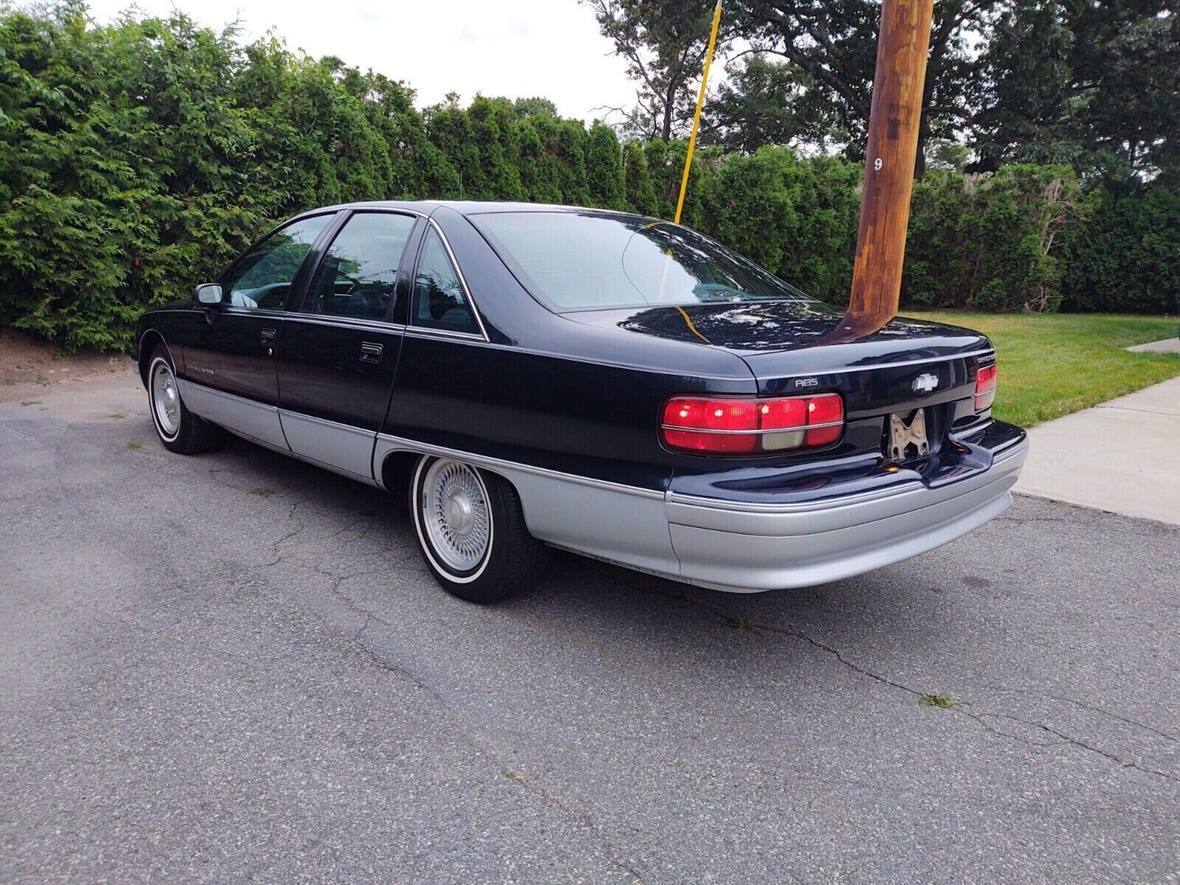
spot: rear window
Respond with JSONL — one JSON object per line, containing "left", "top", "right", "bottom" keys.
{"left": 469, "top": 211, "right": 812, "bottom": 311}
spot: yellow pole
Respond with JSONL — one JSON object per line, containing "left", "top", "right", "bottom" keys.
{"left": 673, "top": 0, "right": 723, "bottom": 225}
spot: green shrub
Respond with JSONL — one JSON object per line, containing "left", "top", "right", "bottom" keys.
{"left": 903, "top": 165, "right": 1091, "bottom": 312}
{"left": 698, "top": 147, "right": 859, "bottom": 303}
{"left": 1061, "top": 180, "right": 1180, "bottom": 314}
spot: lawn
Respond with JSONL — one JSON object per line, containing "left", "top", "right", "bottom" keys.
{"left": 904, "top": 312, "right": 1180, "bottom": 427}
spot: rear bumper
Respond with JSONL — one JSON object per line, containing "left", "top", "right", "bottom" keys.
{"left": 665, "top": 433, "right": 1028, "bottom": 592}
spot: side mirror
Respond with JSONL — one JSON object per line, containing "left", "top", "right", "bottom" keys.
{"left": 193, "top": 283, "right": 224, "bottom": 306}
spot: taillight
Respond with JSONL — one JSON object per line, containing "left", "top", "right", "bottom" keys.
{"left": 661, "top": 393, "right": 844, "bottom": 455}
{"left": 975, "top": 363, "right": 998, "bottom": 411}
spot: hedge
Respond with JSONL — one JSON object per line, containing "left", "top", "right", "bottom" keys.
{"left": 0, "top": 6, "right": 1175, "bottom": 350}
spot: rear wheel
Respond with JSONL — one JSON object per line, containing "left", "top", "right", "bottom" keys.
{"left": 410, "top": 456, "right": 547, "bottom": 603}
{"left": 147, "top": 346, "right": 220, "bottom": 454}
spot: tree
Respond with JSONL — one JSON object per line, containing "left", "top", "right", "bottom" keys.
{"left": 700, "top": 55, "right": 842, "bottom": 151}
{"left": 975, "top": 0, "right": 1180, "bottom": 182}
{"left": 597, "top": 0, "right": 993, "bottom": 175}
{"left": 512, "top": 96, "right": 558, "bottom": 118}
{"left": 728, "top": 0, "right": 993, "bottom": 175}
{"left": 622, "top": 140, "right": 659, "bottom": 214}
{"left": 1062, "top": 177, "right": 1180, "bottom": 314}
{"left": 586, "top": 122, "right": 627, "bottom": 209}
{"left": 584, "top": 0, "right": 732, "bottom": 139}
{"left": 903, "top": 165, "right": 1091, "bottom": 311}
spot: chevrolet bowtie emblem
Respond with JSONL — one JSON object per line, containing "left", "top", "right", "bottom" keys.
{"left": 912, "top": 372, "right": 939, "bottom": 394}
{"left": 888, "top": 410, "right": 930, "bottom": 461}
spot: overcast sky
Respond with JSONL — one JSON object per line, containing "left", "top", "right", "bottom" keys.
{"left": 84, "top": 0, "right": 639, "bottom": 123}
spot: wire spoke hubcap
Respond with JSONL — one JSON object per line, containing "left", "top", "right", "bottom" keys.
{"left": 421, "top": 460, "right": 491, "bottom": 572}
{"left": 152, "top": 361, "right": 180, "bottom": 436}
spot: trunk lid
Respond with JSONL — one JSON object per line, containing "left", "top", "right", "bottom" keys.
{"left": 568, "top": 300, "right": 995, "bottom": 460}
{"left": 567, "top": 300, "right": 988, "bottom": 364}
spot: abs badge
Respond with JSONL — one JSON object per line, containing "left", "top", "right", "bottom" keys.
{"left": 912, "top": 372, "right": 939, "bottom": 394}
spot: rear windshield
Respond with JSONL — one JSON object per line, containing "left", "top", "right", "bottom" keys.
{"left": 469, "top": 211, "right": 812, "bottom": 311}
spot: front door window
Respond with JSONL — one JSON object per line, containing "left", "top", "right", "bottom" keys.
{"left": 221, "top": 215, "right": 332, "bottom": 310}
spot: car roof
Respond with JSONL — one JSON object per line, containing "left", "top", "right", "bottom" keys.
{"left": 295, "top": 200, "right": 656, "bottom": 223}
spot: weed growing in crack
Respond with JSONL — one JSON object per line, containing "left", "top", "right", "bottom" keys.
{"left": 920, "top": 692, "right": 962, "bottom": 709}
{"left": 724, "top": 616, "right": 764, "bottom": 634}
{"left": 127, "top": 437, "right": 143, "bottom": 449}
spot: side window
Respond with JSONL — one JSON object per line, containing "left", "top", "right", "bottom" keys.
{"left": 412, "top": 229, "right": 481, "bottom": 335}
{"left": 305, "top": 213, "right": 415, "bottom": 321}
{"left": 222, "top": 215, "right": 331, "bottom": 310}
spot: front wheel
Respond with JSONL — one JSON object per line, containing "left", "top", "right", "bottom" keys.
{"left": 147, "top": 347, "right": 220, "bottom": 454}
{"left": 410, "top": 456, "right": 547, "bottom": 603}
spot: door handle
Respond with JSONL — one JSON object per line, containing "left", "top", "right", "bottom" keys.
{"left": 359, "top": 341, "right": 384, "bottom": 364}
{"left": 259, "top": 327, "right": 276, "bottom": 357}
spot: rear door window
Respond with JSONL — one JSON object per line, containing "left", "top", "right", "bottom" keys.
{"left": 411, "top": 229, "right": 482, "bottom": 336}
{"left": 304, "top": 212, "right": 416, "bottom": 321}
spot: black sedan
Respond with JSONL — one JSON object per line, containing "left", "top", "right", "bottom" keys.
{"left": 132, "top": 201, "right": 1028, "bottom": 603}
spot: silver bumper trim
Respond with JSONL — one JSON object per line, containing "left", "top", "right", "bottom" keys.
{"left": 665, "top": 437, "right": 1026, "bottom": 516}
{"left": 665, "top": 437, "right": 1029, "bottom": 591}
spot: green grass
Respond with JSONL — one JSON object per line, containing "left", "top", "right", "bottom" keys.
{"left": 905, "top": 312, "right": 1180, "bottom": 427}
{"left": 919, "top": 692, "right": 962, "bottom": 710}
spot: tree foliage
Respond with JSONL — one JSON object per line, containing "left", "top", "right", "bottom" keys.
{"left": 1061, "top": 178, "right": 1180, "bottom": 314}
{"left": 976, "top": 0, "right": 1179, "bottom": 182}
{"left": 0, "top": 5, "right": 1174, "bottom": 350}
{"left": 698, "top": 147, "right": 859, "bottom": 302}
{"left": 584, "top": 0, "right": 730, "bottom": 139}
{"left": 595, "top": 0, "right": 994, "bottom": 175}
{"left": 904, "top": 166, "right": 1093, "bottom": 312}
{"left": 596, "top": 0, "right": 1179, "bottom": 184}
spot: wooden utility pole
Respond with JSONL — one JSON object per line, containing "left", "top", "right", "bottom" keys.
{"left": 835, "top": 0, "right": 934, "bottom": 339}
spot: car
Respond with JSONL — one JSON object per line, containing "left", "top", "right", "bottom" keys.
{"left": 132, "top": 201, "right": 1028, "bottom": 603}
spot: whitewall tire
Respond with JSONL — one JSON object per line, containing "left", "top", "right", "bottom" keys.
{"left": 146, "top": 345, "right": 220, "bottom": 454}
{"left": 410, "top": 456, "right": 547, "bottom": 603}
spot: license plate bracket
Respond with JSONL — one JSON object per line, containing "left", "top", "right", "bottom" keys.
{"left": 887, "top": 409, "right": 930, "bottom": 462}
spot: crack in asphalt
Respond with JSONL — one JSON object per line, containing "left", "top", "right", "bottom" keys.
{"left": 589, "top": 565, "right": 1180, "bottom": 785}
{"left": 978, "top": 711, "right": 1180, "bottom": 782}
{"left": 339, "top": 615, "right": 645, "bottom": 883}
{"left": 982, "top": 687, "right": 1180, "bottom": 745}
{"left": 229, "top": 518, "right": 646, "bottom": 881}
{"left": 270, "top": 497, "right": 310, "bottom": 554}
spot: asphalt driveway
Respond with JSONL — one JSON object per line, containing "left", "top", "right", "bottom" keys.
{"left": 1, "top": 372, "right": 1177, "bottom": 882}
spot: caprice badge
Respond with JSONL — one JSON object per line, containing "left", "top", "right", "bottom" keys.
{"left": 911, "top": 372, "right": 939, "bottom": 394}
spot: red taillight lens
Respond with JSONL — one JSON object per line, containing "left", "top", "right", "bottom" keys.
{"left": 661, "top": 398, "right": 758, "bottom": 452}
{"left": 975, "top": 363, "right": 998, "bottom": 411}
{"left": 805, "top": 394, "right": 844, "bottom": 446}
{"left": 661, "top": 393, "right": 844, "bottom": 454}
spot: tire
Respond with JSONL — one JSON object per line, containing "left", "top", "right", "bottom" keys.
{"left": 146, "top": 345, "right": 220, "bottom": 454}
{"left": 410, "top": 456, "right": 547, "bottom": 603}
